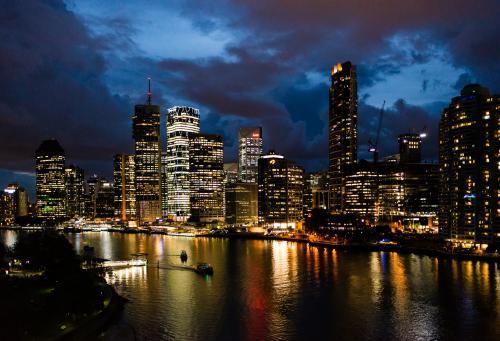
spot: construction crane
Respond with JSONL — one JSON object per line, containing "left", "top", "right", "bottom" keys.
{"left": 368, "top": 100, "right": 385, "bottom": 163}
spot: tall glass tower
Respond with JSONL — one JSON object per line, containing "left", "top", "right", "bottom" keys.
{"left": 328, "top": 61, "right": 358, "bottom": 213}
{"left": 189, "top": 134, "right": 224, "bottom": 223}
{"left": 238, "top": 127, "right": 263, "bottom": 183}
{"left": 133, "top": 80, "right": 161, "bottom": 225}
{"left": 166, "top": 106, "right": 200, "bottom": 221}
{"left": 35, "top": 139, "right": 66, "bottom": 220}
{"left": 113, "top": 154, "right": 136, "bottom": 223}
{"left": 439, "top": 84, "right": 499, "bottom": 244}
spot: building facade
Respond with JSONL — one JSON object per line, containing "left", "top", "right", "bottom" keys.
{"left": 344, "top": 160, "right": 439, "bottom": 231}
{"left": 133, "top": 94, "right": 161, "bottom": 224}
{"left": 258, "top": 151, "right": 304, "bottom": 229}
{"left": 95, "top": 180, "right": 114, "bottom": 219}
{"left": 189, "top": 134, "right": 225, "bottom": 223}
{"left": 4, "top": 183, "right": 28, "bottom": 219}
{"left": 165, "top": 106, "right": 200, "bottom": 221}
{"left": 35, "top": 139, "right": 66, "bottom": 220}
{"left": 439, "top": 84, "right": 499, "bottom": 245}
{"left": 398, "top": 133, "right": 422, "bottom": 164}
{"left": 225, "top": 182, "right": 258, "bottom": 226}
{"left": 161, "top": 151, "right": 168, "bottom": 217}
{"left": 65, "top": 165, "right": 85, "bottom": 218}
{"left": 329, "top": 61, "right": 358, "bottom": 212}
{"left": 238, "top": 127, "right": 263, "bottom": 183}
{"left": 113, "top": 154, "right": 136, "bottom": 222}
{"left": 303, "top": 172, "right": 330, "bottom": 218}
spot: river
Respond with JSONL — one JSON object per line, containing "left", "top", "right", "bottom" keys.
{"left": 2, "top": 230, "right": 499, "bottom": 340}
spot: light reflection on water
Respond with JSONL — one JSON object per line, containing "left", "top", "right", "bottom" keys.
{"left": 1, "top": 231, "right": 499, "bottom": 340}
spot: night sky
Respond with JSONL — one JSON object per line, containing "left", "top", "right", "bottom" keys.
{"left": 1, "top": 0, "right": 499, "bottom": 198}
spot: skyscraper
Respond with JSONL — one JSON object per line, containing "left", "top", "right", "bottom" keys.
{"left": 113, "top": 154, "right": 136, "bottom": 223}
{"left": 165, "top": 106, "right": 200, "bottom": 221}
{"left": 398, "top": 133, "right": 422, "bottom": 164}
{"left": 95, "top": 180, "right": 114, "bottom": 219}
{"left": 225, "top": 183, "right": 258, "bottom": 226}
{"left": 160, "top": 151, "right": 168, "bottom": 217}
{"left": 189, "top": 134, "right": 225, "bottom": 223}
{"left": 439, "top": 84, "right": 499, "bottom": 245}
{"left": 238, "top": 127, "right": 262, "bottom": 183}
{"left": 65, "top": 165, "right": 85, "bottom": 218}
{"left": 258, "top": 151, "right": 304, "bottom": 229}
{"left": 133, "top": 80, "right": 161, "bottom": 224}
{"left": 329, "top": 61, "right": 358, "bottom": 213}
{"left": 35, "top": 139, "right": 66, "bottom": 220}
{"left": 3, "top": 183, "right": 29, "bottom": 219}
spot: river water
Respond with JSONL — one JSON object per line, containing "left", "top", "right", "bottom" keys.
{"left": 2, "top": 231, "right": 499, "bottom": 340}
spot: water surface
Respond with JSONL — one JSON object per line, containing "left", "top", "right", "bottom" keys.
{"left": 2, "top": 231, "right": 499, "bottom": 340}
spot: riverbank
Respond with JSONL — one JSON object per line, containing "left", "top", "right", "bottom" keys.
{"left": 2, "top": 226, "right": 498, "bottom": 263}
{"left": 198, "top": 232, "right": 500, "bottom": 262}
{"left": 0, "top": 230, "right": 127, "bottom": 340}
{"left": 59, "top": 284, "right": 127, "bottom": 340}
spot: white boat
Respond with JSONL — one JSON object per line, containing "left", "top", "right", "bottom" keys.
{"left": 101, "top": 259, "right": 147, "bottom": 268}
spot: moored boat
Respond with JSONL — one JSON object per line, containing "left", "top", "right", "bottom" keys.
{"left": 194, "top": 263, "right": 213, "bottom": 275}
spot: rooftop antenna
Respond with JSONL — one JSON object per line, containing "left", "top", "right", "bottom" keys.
{"left": 147, "top": 77, "right": 152, "bottom": 105}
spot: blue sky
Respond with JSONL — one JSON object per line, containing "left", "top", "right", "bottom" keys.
{"left": 0, "top": 0, "right": 498, "bottom": 198}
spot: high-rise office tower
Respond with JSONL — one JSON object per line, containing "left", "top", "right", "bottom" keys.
{"left": 113, "top": 154, "right": 136, "bottom": 222}
{"left": 258, "top": 151, "right": 304, "bottom": 229}
{"left": 189, "top": 134, "right": 225, "bottom": 223}
{"left": 238, "top": 127, "right": 263, "bottom": 183}
{"left": 166, "top": 106, "right": 200, "bottom": 221}
{"left": 95, "top": 180, "right": 114, "bottom": 219}
{"left": 398, "top": 133, "right": 422, "bottom": 163}
{"left": 329, "top": 61, "right": 358, "bottom": 212}
{"left": 439, "top": 84, "right": 499, "bottom": 244}
{"left": 65, "top": 165, "right": 85, "bottom": 218}
{"left": 225, "top": 183, "right": 258, "bottom": 226}
{"left": 160, "top": 151, "right": 168, "bottom": 217}
{"left": 35, "top": 139, "right": 66, "bottom": 219}
{"left": 85, "top": 174, "right": 100, "bottom": 218}
{"left": 133, "top": 80, "right": 161, "bottom": 224}
{"left": 4, "top": 184, "right": 29, "bottom": 219}
{"left": 0, "top": 191, "right": 14, "bottom": 226}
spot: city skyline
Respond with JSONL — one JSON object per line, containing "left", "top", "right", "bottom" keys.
{"left": 1, "top": 0, "right": 499, "bottom": 195}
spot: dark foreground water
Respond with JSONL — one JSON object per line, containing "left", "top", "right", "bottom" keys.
{"left": 2, "top": 231, "right": 499, "bottom": 340}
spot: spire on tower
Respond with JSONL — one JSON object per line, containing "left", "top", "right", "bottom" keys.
{"left": 147, "top": 77, "right": 152, "bottom": 105}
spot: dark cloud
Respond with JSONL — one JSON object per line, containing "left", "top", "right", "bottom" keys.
{"left": 0, "top": 0, "right": 499, "bottom": 192}
{"left": 0, "top": 0, "right": 131, "bottom": 178}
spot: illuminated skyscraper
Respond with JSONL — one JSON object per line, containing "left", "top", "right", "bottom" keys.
{"left": 113, "top": 154, "right": 136, "bottom": 222}
{"left": 166, "top": 106, "right": 200, "bottom": 221}
{"left": 3, "top": 183, "right": 28, "bottom": 219}
{"left": 133, "top": 80, "right": 161, "bottom": 224}
{"left": 161, "top": 151, "right": 168, "bottom": 217}
{"left": 398, "top": 133, "right": 422, "bottom": 164}
{"left": 35, "top": 139, "right": 66, "bottom": 220}
{"left": 258, "top": 151, "right": 304, "bottom": 229}
{"left": 329, "top": 61, "right": 358, "bottom": 213}
{"left": 439, "top": 84, "right": 499, "bottom": 244}
{"left": 189, "top": 134, "right": 225, "bottom": 223}
{"left": 65, "top": 165, "right": 85, "bottom": 218}
{"left": 0, "top": 191, "right": 14, "bottom": 226}
{"left": 238, "top": 127, "right": 262, "bottom": 183}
